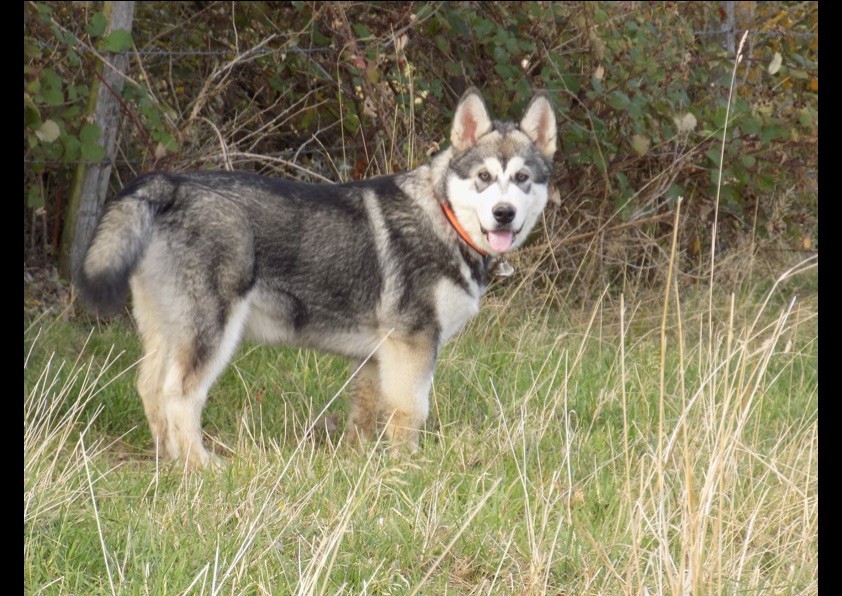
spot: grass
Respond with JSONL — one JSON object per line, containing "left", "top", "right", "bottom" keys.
{"left": 23, "top": 265, "right": 817, "bottom": 594}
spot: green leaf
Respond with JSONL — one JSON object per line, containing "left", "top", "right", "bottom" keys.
{"left": 492, "top": 45, "right": 508, "bottom": 64}
{"left": 59, "top": 30, "right": 77, "bottom": 47}
{"left": 614, "top": 171, "right": 630, "bottom": 192}
{"left": 790, "top": 51, "right": 817, "bottom": 69}
{"left": 628, "top": 98, "right": 645, "bottom": 120}
{"left": 162, "top": 135, "right": 180, "bottom": 153}
{"left": 79, "top": 122, "right": 104, "bottom": 162}
{"left": 592, "top": 150, "right": 607, "bottom": 175}
{"left": 80, "top": 124, "right": 101, "bottom": 144}
{"left": 798, "top": 107, "right": 816, "bottom": 129}
{"left": 741, "top": 155, "right": 756, "bottom": 169}
{"left": 560, "top": 74, "right": 580, "bottom": 95}
{"left": 103, "top": 29, "right": 133, "bottom": 52}
{"left": 86, "top": 12, "right": 107, "bottom": 37}
{"left": 742, "top": 117, "right": 761, "bottom": 136}
{"left": 474, "top": 19, "right": 494, "bottom": 38}
{"left": 352, "top": 23, "right": 370, "bottom": 38}
{"left": 705, "top": 147, "right": 721, "bottom": 167}
{"left": 27, "top": 185, "right": 44, "bottom": 209}
{"left": 735, "top": 166, "right": 751, "bottom": 186}
{"left": 268, "top": 77, "right": 284, "bottom": 93}
{"left": 39, "top": 68, "right": 64, "bottom": 105}
{"left": 62, "top": 135, "right": 81, "bottom": 162}
{"left": 666, "top": 183, "right": 685, "bottom": 200}
{"left": 613, "top": 195, "right": 632, "bottom": 221}
{"left": 67, "top": 48, "right": 81, "bottom": 67}
{"left": 311, "top": 28, "right": 330, "bottom": 47}
{"left": 81, "top": 141, "right": 105, "bottom": 163}
{"left": 344, "top": 112, "right": 360, "bottom": 135}
{"left": 760, "top": 125, "right": 789, "bottom": 143}
{"left": 506, "top": 36, "right": 518, "bottom": 54}
{"left": 518, "top": 39, "right": 534, "bottom": 52}
{"left": 24, "top": 39, "right": 42, "bottom": 60}
{"left": 26, "top": 77, "right": 41, "bottom": 94}
{"left": 607, "top": 90, "right": 631, "bottom": 111}
{"left": 64, "top": 106, "right": 82, "bottom": 120}
{"left": 756, "top": 173, "right": 775, "bottom": 192}
{"left": 42, "top": 86, "right": 64, "bottom": 106}
{"left": 24, "top": 106, "right": 40, "bottom": 127}
{"left": 494, "top": 64, "right": 514, "bottom": 78}
{"left": 493, "top": 29, "right": 508, "bottom": 46}
{"left": 435, "top": 35, "right": 449, "bottom": 54}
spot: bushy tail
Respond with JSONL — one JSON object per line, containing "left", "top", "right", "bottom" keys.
{"left": 74, "top": 179, "right": 159, "bottom": 316}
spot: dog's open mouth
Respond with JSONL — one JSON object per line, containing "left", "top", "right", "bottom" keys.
{"left": 486, "top": 229, "right": 516, "bottom": 253}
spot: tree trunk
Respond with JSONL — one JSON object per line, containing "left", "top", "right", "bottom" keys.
{"left": 58, "top": 1, "right": 136, "bottom": 280}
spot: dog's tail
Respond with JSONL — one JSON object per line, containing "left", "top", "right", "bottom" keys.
{"left": 74, "top": 174, "right": 169, "bottom": 316}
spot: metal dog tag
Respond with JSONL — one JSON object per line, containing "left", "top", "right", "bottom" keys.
{"left": 490, "top": 258, "right": 515, "bottom": 278}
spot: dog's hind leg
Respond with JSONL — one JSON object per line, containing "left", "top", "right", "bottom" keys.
{"left": 376, "top": 333, "right": 437, "bottom": 454}
{"left": 136, "top": 336, "right": 170, "bottom": 458}
{"left": 158, "top": 299, "right": 252, "bottom": 470}
{"left": 345, "top": 359, "right": 381, "bottom": 447}
{"left": 132, "top": 282, "right": 173, "bottom": 459}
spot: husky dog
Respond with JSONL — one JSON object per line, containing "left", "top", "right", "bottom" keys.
{"left": 76, "top": 88, "right": 557, "bottom": 469}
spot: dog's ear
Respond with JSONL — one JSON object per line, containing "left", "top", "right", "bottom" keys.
{"left": 520, "top": 92, "right": 557, "bottom": 159}
{"left": 451, "top": 87, "right": 492, "bottom": 152}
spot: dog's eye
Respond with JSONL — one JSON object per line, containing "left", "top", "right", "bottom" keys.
{"left": 478, "top": 171, "right": 492, "bottom": 183}
{"left": 515, "top": 171, "right": 529, "bottom": 183}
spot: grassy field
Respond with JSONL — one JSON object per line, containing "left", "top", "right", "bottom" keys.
{"left": 24, "top": 263, "right": 817, "bottom": 594}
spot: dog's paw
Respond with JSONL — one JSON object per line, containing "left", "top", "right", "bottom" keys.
{"left": 207, "top": 452, "right": 228, "bottom": 470}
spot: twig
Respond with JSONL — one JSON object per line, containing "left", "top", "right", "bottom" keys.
{"left": 225, "top": 151, "right": 335, "bottom": 183}
{"left": 184, "top": 34, "right": 280, "bottom": 128}
{"left": 523, "top": 211, "right": 674, "bottom": 253}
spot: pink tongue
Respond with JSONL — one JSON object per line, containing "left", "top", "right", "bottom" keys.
{"left": 487, "top": 230, "right": 515, "bottom": 253}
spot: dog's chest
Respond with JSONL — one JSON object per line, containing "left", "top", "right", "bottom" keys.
{"left": 433, "top": 273, "right": 481, "bottom": 346}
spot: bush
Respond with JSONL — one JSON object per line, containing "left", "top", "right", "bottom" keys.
{"left": 24, "top": 2, "right": 817, "bottom": 298}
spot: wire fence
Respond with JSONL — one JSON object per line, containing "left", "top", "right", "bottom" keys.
{"left": 32, "top": 26, "right": 816, "bottom": 62}
{"left": 693, "top": 28, "right": 815, "bottom": 39}
{"left": 32, "top": 41, "right": 339, "bottom": 58}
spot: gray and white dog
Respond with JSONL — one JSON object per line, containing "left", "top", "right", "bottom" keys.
{"left": 76, "top": 88, "right": 557, "bottom": 468}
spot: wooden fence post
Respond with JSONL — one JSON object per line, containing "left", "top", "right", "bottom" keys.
{"left": 58, "top": 1, "right": 136, "bottom": 280}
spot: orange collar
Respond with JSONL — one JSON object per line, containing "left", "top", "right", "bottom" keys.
{"left": 440, "top": 202, "right": 488, "bottom": 257}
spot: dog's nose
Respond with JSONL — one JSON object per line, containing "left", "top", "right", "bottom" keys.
{"left": 493, "top": 203, "right": 516, "bottom": 225}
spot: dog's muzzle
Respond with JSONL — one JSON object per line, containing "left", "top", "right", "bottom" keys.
{"left": 484, "top": 203, "right": 517, "bottom": 253}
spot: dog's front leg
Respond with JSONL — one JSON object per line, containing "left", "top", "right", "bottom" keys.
{"left": 345, "top": 359, "right": 381, "bottom": 446}
{"left": 377, "top": 333, "right": 436, "bottom": 454}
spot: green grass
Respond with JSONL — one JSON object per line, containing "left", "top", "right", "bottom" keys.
{"left": 24, "top": 274, "right": 817, "bottom": 594}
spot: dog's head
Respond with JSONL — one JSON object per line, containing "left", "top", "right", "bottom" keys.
{"left": 444, "top": 88, "right": 557, "bottom": 256}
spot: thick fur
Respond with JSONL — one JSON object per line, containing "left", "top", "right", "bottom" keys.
{"left": 76, "top": 88, "right": 557, "bottom": 468}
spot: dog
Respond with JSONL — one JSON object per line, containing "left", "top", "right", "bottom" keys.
{"left": 75, "top": 88, "right": 557, "bottom": 469}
